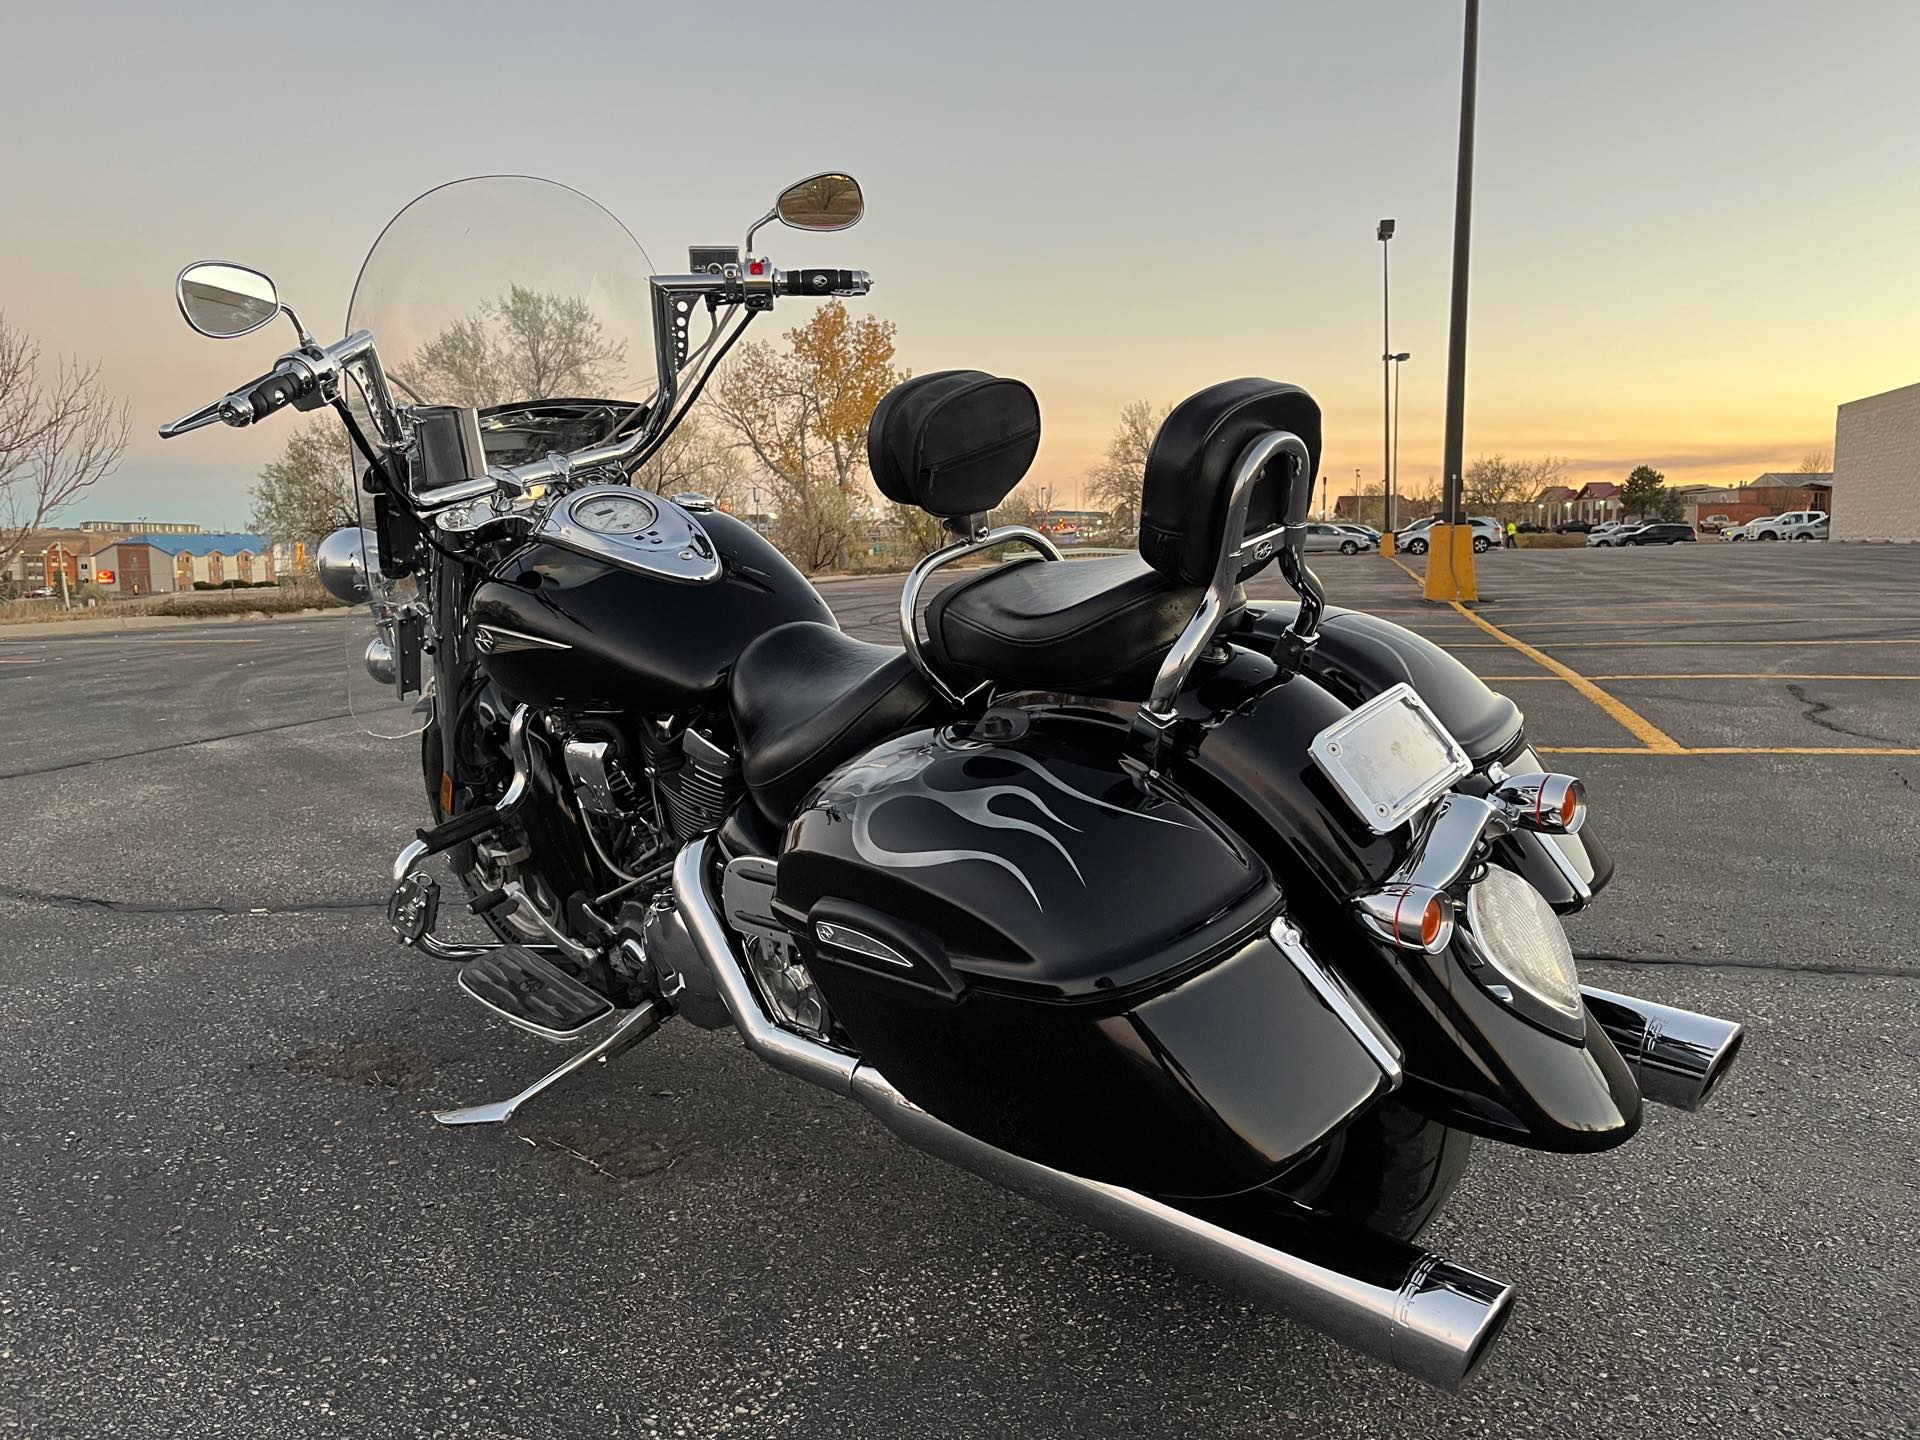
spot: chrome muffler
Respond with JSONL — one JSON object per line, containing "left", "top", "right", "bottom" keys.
{"left": 1581, "top": 985, "right": 1745, "bottom": 1112}
{"left": 672, "top": 840, "right": 1515, "bottom": 1391}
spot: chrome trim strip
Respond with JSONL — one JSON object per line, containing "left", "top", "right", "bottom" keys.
{"left": 1270, "top": 918, "right": 1404, "bottom": 1082}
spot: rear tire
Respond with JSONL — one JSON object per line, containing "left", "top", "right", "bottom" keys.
{"left": 1258, "top": 1099, "right": 1473, "bottom": 1243}
{"left": 1472, "top": 536, "right": 1490, "bottom": 553}
{"left": 1339, "top": 540, "right": 1360, "bottom": 554}
{"left": 1407, "top": 539, "right": 1428, "bottom": 555}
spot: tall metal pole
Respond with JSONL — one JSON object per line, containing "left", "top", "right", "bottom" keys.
{"left": 1378, "top": 220, "right": 1395, "bottom": 529}
{"left": 1440, "top": 0, "right": 1479, "bottom": 527}
{"left": 1392, "top": 356, "right": 1406, "bottom": 519}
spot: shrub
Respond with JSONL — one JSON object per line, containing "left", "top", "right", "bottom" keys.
{"left": 193, "top": 580, "right": 214, "bottom": 590}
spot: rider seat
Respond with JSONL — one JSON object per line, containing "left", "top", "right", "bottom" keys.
{"left": 922, "top": 377, "right": 1323, "bottom": 700}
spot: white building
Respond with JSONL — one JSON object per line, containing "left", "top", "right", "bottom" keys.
{"left": 1832, "top": 381, "right": 1920, "bottom": 542}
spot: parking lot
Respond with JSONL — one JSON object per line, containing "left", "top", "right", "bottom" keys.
{"left": 3, "top": 543, "right": 1917, "bottom": 1438}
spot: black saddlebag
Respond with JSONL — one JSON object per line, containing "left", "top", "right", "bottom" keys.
{"left": 773, "top": 709, "right": 1401, "bottom": 1199}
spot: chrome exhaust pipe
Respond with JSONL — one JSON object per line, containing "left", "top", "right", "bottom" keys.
{"left": 1581, "top": 985, "right": 1744, "bottom": 1112}
{"left": 673, "top": 839, "right": 1515, "bottom": 1391}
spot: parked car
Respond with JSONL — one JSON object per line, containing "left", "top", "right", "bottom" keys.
{"left": 1783, "top": 516, "right": 1829, "bottom": 541}
{"left": 1554, "top": 520, "right": 1594, "bottom": 534}
{"left": 1619, "top": 522, "right": 1697, "bottom": 545}
{"left": 1516, "top": 522, "right": 1546, "bottom": 534}
{"left": 1336, "top": 523, "right": 1381, "bottom": 545}
{"left": 1395, "top": 515, "right": 1502, "bottom": 554}
{"left": 1746, "top": 510, "right": 1826, "bottom": 541}
{"left": 1728, "top": 514, "right": 1781, "bottom": 545}
{"left": 1301, "top": 522, "right": 1373, "bottom": 554}
{"left": 1587, "top": 523, "right": 1641, "bottom": 547}
{"left": 1698, "top": 514, "right": 1733, "bottom": 534}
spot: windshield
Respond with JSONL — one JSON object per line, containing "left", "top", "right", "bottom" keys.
{"left": 346, "top": 176, "right": 657, "bottom": 450}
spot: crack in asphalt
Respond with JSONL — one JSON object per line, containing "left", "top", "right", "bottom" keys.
{"left": 1782, "top": 681, "right": 1905, "bottom": 744}
{"left": 0, "top": 710, "right": 359, "bottom": 780}
{"left": 1573, "top": 949, "right": 1915, "bottom": 980}
{"left": 0, "top": 882, "right": 383, "bottom": 918}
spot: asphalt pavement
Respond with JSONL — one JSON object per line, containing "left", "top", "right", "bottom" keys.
{"left": 2, "top": 543, "right": 1917, "bottom": 1437}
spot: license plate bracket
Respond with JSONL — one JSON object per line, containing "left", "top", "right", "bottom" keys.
{"left": 1308, "top": 683, "right": 1471, "bottom": 834}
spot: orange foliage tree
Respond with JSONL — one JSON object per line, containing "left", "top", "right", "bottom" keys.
{"left": 710, "top": 302, "right": 906, "bottom": 572}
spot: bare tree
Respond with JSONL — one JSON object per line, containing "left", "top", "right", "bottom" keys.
{"left": 250, "top": 419, "right": 360, "bottom": 548}
{"left": 394, "top": 286, "right": 627, "bottom": 408}
{"left": 0, "top": 315, "right": 130, "bottom": 575}
{"left": 633, "top": 411, "right": 748, "bottom": 513}
{"left": 1086, "top": 400, "right": 1169, "bottom": 539}
{"left": 1462, "top": 453, "right": 1566, "bottom": 521}
{"left": 1797, "top": 450, "right": 1831, "bottom": 474}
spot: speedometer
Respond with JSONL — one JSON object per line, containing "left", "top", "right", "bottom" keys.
{"left": 570, "top": 492, "right": 656, "bottom": 534}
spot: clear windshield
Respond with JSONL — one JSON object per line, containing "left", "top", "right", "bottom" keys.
{"left": 346, "top": 176, "right": 656, "bottom": 417}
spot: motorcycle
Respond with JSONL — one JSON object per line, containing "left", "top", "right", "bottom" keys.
{"left": 161, "top": 172, "right": 1744, "bottom": 1390}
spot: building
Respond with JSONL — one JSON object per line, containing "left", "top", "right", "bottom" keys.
{"left": 1533, "top": 485, "right": 1578, "bottom": 527}
{"left": 78, "top": 519, "right": 204, "bottom": 536}
{"left": 4, "top": 527, "right": 109, "bottom": 593}
{"left": 1572, "top": 482, "right": 1624, "bottom": 525}
{"left": 1832, "top": 382, "right": 1920, "bottom": 541}
{"left": 87, "top": 532, "right": 277, "bottom": 595}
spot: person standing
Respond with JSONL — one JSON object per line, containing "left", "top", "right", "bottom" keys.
{"left": 1505, "top": 520, "right": 1518, "bottom": 549}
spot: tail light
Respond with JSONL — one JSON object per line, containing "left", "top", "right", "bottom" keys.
{"left": 1492, "top": 772, "right": 1585, "bottom": 835}
{"left": 1355, "top": 884, "right": 1455, "bottom": 953}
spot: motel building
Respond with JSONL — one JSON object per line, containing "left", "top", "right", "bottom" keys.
{"left": 86, "top": 532, "right": 277, "bottom": 595}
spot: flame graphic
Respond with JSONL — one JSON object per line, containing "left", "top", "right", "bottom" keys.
{"left": 839, "top": 743, "right": 1188, "bottom": 910}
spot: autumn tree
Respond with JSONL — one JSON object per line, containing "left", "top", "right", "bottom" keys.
{"left": 394, "top": 286, "right": 627, "bottom": 408}
{"left": 250, "top": 419, "right": 360, "bottom": 548}
{"left": 0, "top": 314, "right": 129, "bottom": 575}
{"left": 709, "top": 301, "right": 902, "bottom": 572}
{"left": 1086, "top": 399, "right": 1170, "bottom": 539}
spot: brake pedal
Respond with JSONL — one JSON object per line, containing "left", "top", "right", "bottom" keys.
{"left": 457, "top": 947, "right": 613, "bottom": 1041}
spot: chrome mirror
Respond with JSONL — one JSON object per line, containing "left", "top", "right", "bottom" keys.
{"left": 775, "top": 173, "right": 864, "bottom": 231}
{"left": 176, "top": 262, "right": 282, "bottom": 339}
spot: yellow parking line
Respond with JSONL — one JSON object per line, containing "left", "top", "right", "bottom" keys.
{"left": 1484, "top": 673, "right": 1920, "bottom": 682}
{"left": 1389, "top": 556, "right": 1683, "bottom": 752}
{"left": 1542, "top": 745, "right": 1920, "bottom": 756}
{"left": 1441, "top": 638, "right": 1918, "bottom": 649}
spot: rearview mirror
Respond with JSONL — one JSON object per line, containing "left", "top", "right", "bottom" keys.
{"left": 176, "top": 262, "right": 281, "bottom": 339}
{"left": 775, "top": 172, "right": 864, "bottom": 231}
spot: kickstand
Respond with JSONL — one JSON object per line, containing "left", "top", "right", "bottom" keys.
{"left": 434, "top": 1001, "right": 662, "bottom": 1127}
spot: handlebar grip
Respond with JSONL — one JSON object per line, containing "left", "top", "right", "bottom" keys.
{"left": 781, "top": 268, "right": 871, "bottom": 297}
{"left": 414, "top": 804, "right": 504, "bottom": 856}
{"left": 243, "top": 365, "right": 310, "bottom": 419}
{"left": 218, "top": 363, "right": 311, "bottom": 426}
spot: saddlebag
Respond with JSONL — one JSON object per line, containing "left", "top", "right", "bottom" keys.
{"left": 773, "top": 708, "right": 1402, "bottom": 1199}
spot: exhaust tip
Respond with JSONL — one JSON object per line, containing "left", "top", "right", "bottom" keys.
{"left": 1394, "top": 1257, "right": 1517, "bottom": 1390}
{"left": 1581, "top": 986, "right": 1746, "bottom": 1112}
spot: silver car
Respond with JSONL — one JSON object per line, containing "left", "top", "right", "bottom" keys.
{"left": 1302, "top": 523, "right": 1374, "bottom": 554}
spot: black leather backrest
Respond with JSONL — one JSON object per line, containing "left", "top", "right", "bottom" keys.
{"left": 1139, "top": 379, "right": 1323, "bottom": 585}
{"left": 868, "top": 370, "right": 1041, "bottom": 518}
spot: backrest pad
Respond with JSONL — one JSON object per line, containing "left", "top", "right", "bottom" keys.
{"left": 868, "top": 370, "right": 1041, "bottom": 519}
{"left": 1138, "top": 379, "right": 1323, "bottom": 585}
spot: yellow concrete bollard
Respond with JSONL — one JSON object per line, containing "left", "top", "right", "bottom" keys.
{"left": 1421, "top": 524, "right": 1479, "bottom": 602}
{"left": 1379, "top": 531, "right": 1396, "bottom": 557}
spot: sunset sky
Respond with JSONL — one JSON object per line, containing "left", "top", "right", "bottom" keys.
{"left": 1, "top": 0, "right": 1914, "bottom": 528}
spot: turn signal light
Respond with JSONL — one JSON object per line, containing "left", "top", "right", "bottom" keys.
{"left": 1492, "top": 772, "right": 1586, "bottom": 835}
{"left": 1355, "top": 884, "right": 1455, "bottom": 954}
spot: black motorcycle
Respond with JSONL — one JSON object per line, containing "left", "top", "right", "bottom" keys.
{"left": 161, "top": 172, "right": 1743, "bottom": 1389}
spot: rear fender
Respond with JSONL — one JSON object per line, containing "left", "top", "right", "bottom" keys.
{"left": 1169, "top": 661, "right": 1641, "bottom": 1152}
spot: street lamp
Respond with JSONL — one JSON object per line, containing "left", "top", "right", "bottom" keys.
{"left": 1378, "top": 218, "right": 1396, "bottom": 529}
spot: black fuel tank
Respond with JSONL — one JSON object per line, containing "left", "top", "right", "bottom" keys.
{"left": 470, "top": 510, "right": 835, "bottom": 715}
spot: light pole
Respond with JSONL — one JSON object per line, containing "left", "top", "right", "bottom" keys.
{"left": 1427, "top": 0, "right": 1480, "bottom": 602}
{"left": 1389, "top": 352, "right": 1410, "bottom": 528}
{"left": 1378, "top": 219, "right": 1396, "bottom": 530}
